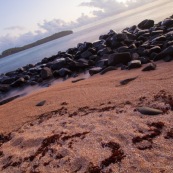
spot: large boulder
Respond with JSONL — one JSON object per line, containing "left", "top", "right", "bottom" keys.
{"left": 40, "top": 67, "right": 52, "bottom": 79}
{"left": 11, "top": 77, "right": 26, "bottom": 87}
{"left": 53, "top": 68, "right": 72, "bottom": 78}
{"left": 96, "top": 59, "right": 108, "bottom": 68}
{"left": 49, "top": 58, "right": 66, "bottom": 71}
{"left": 108, "top": 52, "right": 132, "bottom": 66}
{"left": 161, "top": 19, "right": 173, "bottom": 27}
{"left": 80, "top": 50, "right": 93, "bottom": 59}
{"left": 138, "top": 19, "right": 154, "bottom": 29}
{"left": 154, "top": 46, "right": 173, "bottom": 61}
{"left": 0, "top": 76, "right": 16, "bottom": 84}
{"left": 0, "top": 84, "right": 10, "bottom": 92}
{"left": 142, "top": 62, "right": 156, "bottom": 71}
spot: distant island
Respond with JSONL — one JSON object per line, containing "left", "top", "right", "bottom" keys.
{"left": 0, "top": 30, "right": 73, "bottom": 58}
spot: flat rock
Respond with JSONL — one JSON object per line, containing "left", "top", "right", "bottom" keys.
{"left": 100, "top": 66, "right": 116, "bottom": 75}
{"left": 108, "top": 52, "right": 132, "bottom": 66}
{"left": 128, "top": 60, "right": 141, "bottom": 69}
{"left": 89, "top": 67, "right": 102, "bottom": 76}
{"left": 137, "top": 107, "right": 163, "bottom": 115}
{"left": 142, "top": 62, "right": 156, "bottom": 71}
{"left": 120, "top": 76, "right": 138, "bottom": 85}
{"left": 0, "top": 95, "right": 21, "bottom": 106}
{"left": 36, "top": 100, "right": 46, "bottom": 106}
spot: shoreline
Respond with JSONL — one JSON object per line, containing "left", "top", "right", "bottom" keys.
{"left": 0, "top": 60, "right": 173, "bottom": 172}
{"left": 0, "top": 15, "right": 173, "bottom": 103}
{"left": 0, "top": 15, "right": 173, "bottom": 172}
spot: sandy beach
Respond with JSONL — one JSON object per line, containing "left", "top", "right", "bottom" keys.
{"left": 0, "top": 60, "right": 173, "bottom": 172}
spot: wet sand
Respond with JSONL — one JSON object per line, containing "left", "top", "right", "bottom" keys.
{"left": 0, "top": 61, "right": 173, "bottom": 172}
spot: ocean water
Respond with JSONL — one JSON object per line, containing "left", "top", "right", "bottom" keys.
{"left": 0, "top": 0, "right": 173, "bottom": 74}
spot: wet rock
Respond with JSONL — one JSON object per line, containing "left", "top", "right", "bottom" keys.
{"left": 0, "top": 84, "right": 10, "bottom": 92}
{"left": 142, "top": 62, "right": 156, "bottom": 71}
{"left": 29, "top": 67, "right": 41, "bottom": 74}
{"left": 161, "top": 19, "right": 173, "bottom": 27}
{"left": 137, "top": 107, "right": 163, "bottom": 115}
{"left": 138, "top": 19, "right": 154, "bottom": 29}
{"left": 97, "top": 47, "right": 112, "bottom": 56}
{"left": 100, "top": 66, "right": 117, "bottom": 75}
{"left": 149, "top": 46, "right": 161, "bottom": 53}
{"left": 128, "top": 60, "right": 141, "bottom": 69}
{"left": 24, "top": 75, "right": 30, "bottom": 80}
{"left": 96, "top": 59, "right": 108, "bottom": 68}
{"left": 151, "top": 30, "right": 163, "bottom": 36}
{"left": 151, "top": 36, "right": 166, "bottom": 43}
{"left": 1, "top": 76, "right": 16, "bottom": 84}
{"left": 0, "top": 95, "right": 21, "bottom": 106}
{"left": 165, "top": 30, "right": 173, "bottom": 40}
{"left": 49, "top": 58, "right": 66, "bottom": 71}
{"left": 11, "top": 77, "right": 26, "bottom": 87}
{"left": 36, "top": 100, "right": 46, "bottom": 106}
{"left": 163, "top": 55, "right": 173, "bottom": 62}
{"left": 117, "top": 46, "right": 129, "bottom": 52}
{"left": 40, "top": 67, "right": 52, "bottom": 80}
{"left": 89, "top": 67, "right": 102, "bottom": 76}
{"left": 108, "top": 52, "right": 132, "bottom": 66}
{"left": 154, "top": 46, "right": 173, "bottom": 61}
{"left": 53, "top": 68, "right": 72, "bottom": 78}
{"left": 29, "top": 81, "right": 38, "bottom": 86}
{"left": 80, "top": 50, "right": 93, "bottom": 59}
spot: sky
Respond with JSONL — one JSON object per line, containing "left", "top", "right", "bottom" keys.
{"left": 0, "top": 0, "right": 156, "bottom": 53}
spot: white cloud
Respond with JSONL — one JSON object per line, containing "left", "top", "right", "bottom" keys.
{"left": 0, "top": 0, "right": 156, "bottom": 54}
{"left": 4, "top": 26, "right": 25, "bottom": 31}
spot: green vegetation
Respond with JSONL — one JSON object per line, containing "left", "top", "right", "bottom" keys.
{"left": 0, "top": 30, "right": 73, "bottom": 58}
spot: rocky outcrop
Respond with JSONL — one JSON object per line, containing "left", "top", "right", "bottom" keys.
{"left": 1, "top": 15, "right": 173, "bottom": 101}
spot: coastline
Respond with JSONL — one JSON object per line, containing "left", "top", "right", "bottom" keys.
{"left": 0, "top": 14, "right": 173, "bottom": 172}
{"left": 0, "top": 61, "right": 173, "bottom": 172}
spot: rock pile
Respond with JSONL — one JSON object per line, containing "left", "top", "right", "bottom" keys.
{"left": 1, "top": 15, "right": 173, "bottom": 98}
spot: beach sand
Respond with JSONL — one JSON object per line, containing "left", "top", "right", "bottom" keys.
{"left": 0, "top": 61, "right": 173, "bottom": 172}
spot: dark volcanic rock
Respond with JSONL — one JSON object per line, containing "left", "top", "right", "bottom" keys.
{"left": 97, "top": 47, "right": 112, "bottom": 56}
{"left": 1, "top": 76, "right": 16, "bottom": 84}
{"left": 96, "top": 59, "right": 108, "bottom": 68}
{"left": 36, "top": 100, "right": 46, "bottom": 106}
{"left": 100, "top": 66, "right": 116, "bottom": 75}
{"left": 154, "top": 46, "right": 173, "bottom": 61}
{"left": 163, "top": 55, "right": 173, "bottom": 62}
{"left": 108, "top": 52, "right": 132, "bottom": 66}
{"left": 138, "top": 19, "right": 154, "bottom": 29}
{"left": 161, "top": 19, "right": 173, "bottom": 27}
{"left": 11, "top": 78, "right": 26, "bottom": 87}
{"left": 0, "top": 95, "right": 21, "bottom": 106}
{"left": 142, "top": 62, "right": 156, "bottom": 71}
{"left": 49, "top": 58, "right": 66, "bottom": 71}
{"left": 80, "top": 50, "right": 93, "bottom": 59}
{"left": 137, "top": 107, "right": 163, "bottom": 115}
{"left": 0, "top": 84, "right": 10, "bottom": 92}
{"left": 40, "top": 67, "right": 52, "bottom": 79}
{"left": 53, "top": 68, "right": 72, "bottom": 78}
{"left": 89, "top": 67, "right": 102, "bottom": 76}
{"left": 128, "top": 60, "right": 141, "bottom": 69}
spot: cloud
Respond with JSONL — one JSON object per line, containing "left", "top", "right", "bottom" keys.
{"left": 4, "top": 26, "right": 25, "bottom": 31}
{"left": 0, "top": 0, "right": 156, "bottom": 54}
{"left": 79, "top": 0, "right": 156, "bottom": 18}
